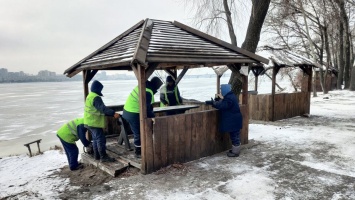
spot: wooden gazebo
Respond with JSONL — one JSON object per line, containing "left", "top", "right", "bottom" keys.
{"left": 249, "top": 47, "right": 319, "bottom": 121}
{"left": 64, "top": 19, "right": 268, "bottom": 174}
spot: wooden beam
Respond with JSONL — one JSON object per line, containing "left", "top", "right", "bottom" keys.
{"left": 132, "top": 19, "right": 153, "bottom": 67}
{"left": 85, "top": 70, "right": 98, "bottom": 84}
{"left": 255, "top": 76, "right": 258, "bottom": 91}
{"left": 145, "top": 63, "right": 158, "bottom": 79}
{"left": 131, "top": 64, "right": 139, "bottom": 80}
{"left": 147, "top": 57, "right": 257, "bottom": 64}
{"left": 175, "top": 67, "right": 188, "bottom": 85}
{"left": 164, "top": 69, "right": 176, "bottom": 79}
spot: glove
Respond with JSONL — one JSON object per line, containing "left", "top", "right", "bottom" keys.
{"left": 205, "top": 98, "right": 214, "bottom": 105}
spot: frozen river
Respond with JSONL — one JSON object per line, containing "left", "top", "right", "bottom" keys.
{"left": 0, "top": 76, "right": 283, "bottom": 157}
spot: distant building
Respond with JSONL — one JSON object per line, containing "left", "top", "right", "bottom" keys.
{"left": 0, "top": 68, "right": 8, "bottom": 76}
{"left": 38, "top": 70, "right": 56, "bottom": 77}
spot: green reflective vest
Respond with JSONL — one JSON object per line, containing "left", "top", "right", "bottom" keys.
{"left": 57, "top": 118, "right": 84, "bottom": 144}
{"left": 84, "top": 92, "right": 105, "bottom": 128}
{"left": 124, "top": 86, "right": 154, "bottom": 113}
{"left": 160, "top": 85, "right": 181, "bottom": 107}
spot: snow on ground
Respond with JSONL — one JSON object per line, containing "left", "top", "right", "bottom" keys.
{"left": 0, "top": 150, "right": 68, "bottom": 199}
{"left": 1, "top": 90, "right": 355, "bottom": 199}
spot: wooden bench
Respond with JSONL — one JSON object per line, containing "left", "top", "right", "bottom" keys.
{"left": 24, "top": 139, "right": 42, "bottom": 157}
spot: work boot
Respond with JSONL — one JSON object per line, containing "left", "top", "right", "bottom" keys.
{"left": 71, "top": 163, "right": 84, "bottom": 171}
{"left": 227, "top": 145, "right": 240, "bottom": 157}
{"left": 93, "top": 151, "right": 100, "bottom": 160}
{"left": 135, "top": 147, "right": 141, "bottom": 158}
{"left": 100, "top": 154, "right": 115, "bottom": 163}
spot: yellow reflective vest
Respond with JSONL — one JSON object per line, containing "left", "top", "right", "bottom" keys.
{"left": 160, "top": 85, "right": 181, "bottom": 107}
{"left": 84, "top": 92, "right": 105, "bottom": 128}
{"left": 124, "top": 86, "right": 154, "bottom": 113}
{"left": 57, "top": 118, "right": 83, "bottom": 144}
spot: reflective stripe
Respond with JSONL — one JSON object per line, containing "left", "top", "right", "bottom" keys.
{"left": 67, "top": 120, "right": 78, "bottom": 137}
{"left": 124, "top": 86, "right": 154, "bottom": 113}
{"left": 57, "top": 118, "right": 84, "bottom": 144}
{"left": 160, "top": 85, "right": 180, "bottom": 107}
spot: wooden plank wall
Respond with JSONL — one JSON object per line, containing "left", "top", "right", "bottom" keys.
{"left": 248, "top": 92, "right": 309, "bottom": 121}
{"left": 248, "top": 94, "right": 272, "bottom": 121}
{"left": 142, "top": 105, "right": 248, "bottom": 174}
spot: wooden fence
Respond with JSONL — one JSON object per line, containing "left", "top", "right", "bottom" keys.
{"left": 248, "top": 92, "right": 310, "bottom": 121}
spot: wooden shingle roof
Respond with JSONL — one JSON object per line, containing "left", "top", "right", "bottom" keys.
{"left": 64, "top": 18, "right": 269, "bottom": 77}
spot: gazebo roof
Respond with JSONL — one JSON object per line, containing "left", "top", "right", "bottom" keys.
{"left": 64, "top": 18, "right": 269, "bottom": 77}
{"left": 256, "top": 46, "right": 320, "bottom": 68}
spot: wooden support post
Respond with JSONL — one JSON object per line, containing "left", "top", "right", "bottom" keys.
{"left": 307, "top": 67, "right": 313, "bottom": 113}
{"left": 138, "top": 64, "right": 148, "bottom": 174}
{"left": 242, "top": 75, "right": 248, "bottom": 105}
{"left": 255, "top": 75, "right": 258, "bottom": 91}
{"left": 83, "top": 70, "right": 89, "bottom": 101}
{"left": 271, "top": 66, "right": 277, "bottom": 121}
{"left": 216, "top": 75, "right": 222, "bottom": 94}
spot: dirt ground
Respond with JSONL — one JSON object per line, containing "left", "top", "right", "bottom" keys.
{"left": 54, "top": 114, "right": 355, "bottom": 199}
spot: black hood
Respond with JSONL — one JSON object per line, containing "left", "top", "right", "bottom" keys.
{"left": 147, "top": 77, "right": 163, "bottom": 94}
{"left": 91, "top": 80, "right": 103, "bottom": 96}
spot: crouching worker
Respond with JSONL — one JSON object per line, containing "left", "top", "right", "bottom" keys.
{"left": 205, "top": 84, "right": 243, "bottom": 157}
{"left": 84, "top": 80, "right": 120, "bottom": 162}
{"left": 57, "top": 118, "right": 93, "bottom": 171}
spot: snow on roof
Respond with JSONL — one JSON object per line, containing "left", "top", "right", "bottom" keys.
{"left": 257, "top": 47, "right": 321, "bottom": 68}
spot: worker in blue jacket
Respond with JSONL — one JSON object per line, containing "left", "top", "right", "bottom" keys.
{"left": 205, "top": 84, "right": 243, "bottom": 157}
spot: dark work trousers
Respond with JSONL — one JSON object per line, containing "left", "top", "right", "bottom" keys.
{"left": 122, "top": 112, "right": 141, "bottom": 147}
{"left": 57, "top": 135, "right": 79, "bottom": 170}
{"left": 229, "top": 130, "right": 241, "bottom": 146}
{"left": 86, "top": 127, "right": 106, "bottom": 157}
{"left": 77, "top": 124, "right": 90, "bottom": 147}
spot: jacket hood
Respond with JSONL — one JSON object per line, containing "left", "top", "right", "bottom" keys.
{"left": 166, "top": 76, "right": 174, "bottom": 83}
{"left": 221, "top": 84, "right": 231, "bottom": 96}
{"left": 148, "top": 76, "right": 163, "bottom": 94}
{"left": 91, "top": 80, "right": 104, "bottom": 96}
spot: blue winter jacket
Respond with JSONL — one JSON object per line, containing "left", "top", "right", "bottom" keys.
{"left": 212, "top": 91, "right": 243, "bottom": 132}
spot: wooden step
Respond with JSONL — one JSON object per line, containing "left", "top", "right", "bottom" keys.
{"left": 81, "top": 143, "right": 142, "bottom": 177}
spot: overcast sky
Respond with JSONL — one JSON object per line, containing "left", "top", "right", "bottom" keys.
{"left": 0, "top": 0, "right": 250, "bottom": 75}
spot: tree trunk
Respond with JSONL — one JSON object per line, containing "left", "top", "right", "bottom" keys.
{"left": 323, "top": 25, "right": 331, "bottom": 94}
{"left": 298, "top": 0, "right": 317, "bottom": 97}
{"left": 335, "top": 0, "right": 351, "bottom": 88}
{"left": 229, "top": 0, "right": 271, "bottom": 95}
{"left": 223, "top": 0, "right": 237, "bottom": 46}
{"left": 337, "top": 17, "right": 344, "bottom": 89}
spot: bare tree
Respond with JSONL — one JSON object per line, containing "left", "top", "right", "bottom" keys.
{"left": 184, "top": 0, "right": 270, "bottom": 96}
{"left": 229, "top": 0, "right": 271, "bottom": 96}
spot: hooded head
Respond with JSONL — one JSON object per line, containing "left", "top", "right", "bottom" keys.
{"left": 149, "top": 76, "right": 163, "bottom": 94}
{"left": 221, "top": 84, "right": 231, "bottom": 96}
{"left": 166, "top": 76, "right": 175, "bottom": 87}
{"left": 91, "top": 80, "right": 104, "bottom": 96}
